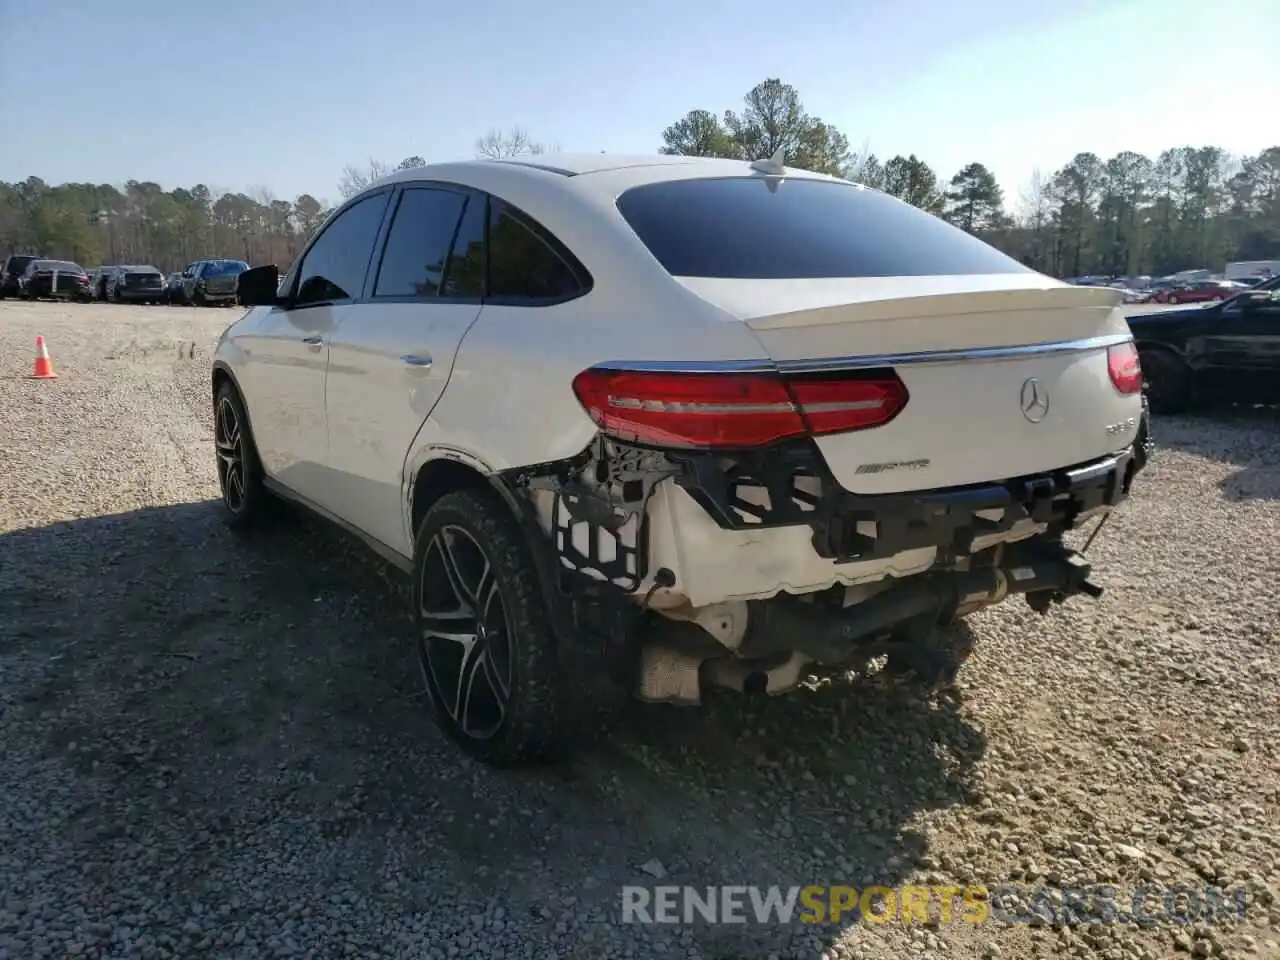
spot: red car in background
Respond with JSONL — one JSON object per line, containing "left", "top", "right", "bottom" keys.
{"left": 1151, "top": 280, "right": 1246, "bottom": 304}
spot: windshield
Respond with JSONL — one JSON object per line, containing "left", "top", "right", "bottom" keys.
{"left": 205, "top": 260, "right": 249, "bottom": 277}
{"left": 615, "top": 177, "right": 1031, "bottom": 280}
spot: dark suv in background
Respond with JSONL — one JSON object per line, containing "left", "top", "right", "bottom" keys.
{"left": 1, "top": 254, "right": 40, "bottom": 298}
{"left": 106, "top": 264, "right": 166, "bottom": 303}
{"left": 17, "top": 259, "right": 92, "bottom": 301}
{"left": 181, "top": 259, "right": 249, "bottom": 306}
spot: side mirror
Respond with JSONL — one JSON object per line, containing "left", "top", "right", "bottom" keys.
{"left": 237, "top": 264, "right": 281, "bottom": 306}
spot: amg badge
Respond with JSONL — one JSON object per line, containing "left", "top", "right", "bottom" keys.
{"left": 855, "top": 459, "right": 931, "bottom": 475}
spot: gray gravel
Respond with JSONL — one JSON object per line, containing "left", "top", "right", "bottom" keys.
{"left": 1, "top": 300, "right": 1277, "bottom": 960}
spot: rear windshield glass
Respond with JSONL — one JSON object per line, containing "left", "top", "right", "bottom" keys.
{"left": 206, "top": 260, "right": 249, "bottom": 276}
{"left": 36, "top": 260, "right": 81, "bottom": 272}
{"left": 615, "top": 177, "right": 1031, "bottom": 279}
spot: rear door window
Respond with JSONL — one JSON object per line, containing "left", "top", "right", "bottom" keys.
{"left": 373, "top": 187, "right": 468, "bottom": 298}
{"left": 615, "top": 177, "right": 1032, "bottom": 279}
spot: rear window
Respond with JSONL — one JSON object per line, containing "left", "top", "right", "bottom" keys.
{"left": 615, "top": 177, "right": 1031, "bottom": 280}
{"left": 36, "top": 260, "right": 81, "bottom": 272}
{"left": 205, "top": 260, "right": 249, "bottom": 276}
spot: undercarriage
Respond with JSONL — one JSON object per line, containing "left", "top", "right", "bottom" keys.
{"left": 498, "top": 401, "right": 1154, "bottom": 706}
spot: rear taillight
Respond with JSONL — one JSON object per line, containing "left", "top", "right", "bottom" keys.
{"left": 570, "top": 367, "right": 908, "bottom": 449}
{"left": 1107, "top": 342, "right": 1143, "bottom": 394}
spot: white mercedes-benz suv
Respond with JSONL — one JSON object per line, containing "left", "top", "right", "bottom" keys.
{"left": 213, "top": 152, "right": 1152, "bottom": 765}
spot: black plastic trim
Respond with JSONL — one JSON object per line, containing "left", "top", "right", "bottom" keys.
{"left": 652, "top": 402, "right": 1154, "bottom": 567}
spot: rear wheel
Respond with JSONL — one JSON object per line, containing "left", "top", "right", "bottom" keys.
{"left": 1139, "top": 347, "right": 1192, "bottom": 414}
{"left": 214, "top": 381, "right": 272, "bottom": 529}
{"left": 413, "top": 490, "right": 567, "bottom": 766}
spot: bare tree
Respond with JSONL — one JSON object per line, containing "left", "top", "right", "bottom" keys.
{"left": 1016, "top": 168, "right": 1053, "bottom": 229}
{"left": 337, "top": 158, "right": 393, "bottom": 199}
{"left": 474, "top": 127, "right": 549, "bottom": 159}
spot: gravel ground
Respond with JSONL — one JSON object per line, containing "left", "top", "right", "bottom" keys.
{"left": 1, "top": 299, "right": 1277, "bottom": 960}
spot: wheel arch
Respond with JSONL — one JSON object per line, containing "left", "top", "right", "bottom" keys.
{"left": 408, "top": 453, "right": 527, "bottom": 548}
{"left": 211, "top": 361, "right": 264, "bottom": 459}
{"left": 1135, "top": 337, "right": 1187, "bottom": 361}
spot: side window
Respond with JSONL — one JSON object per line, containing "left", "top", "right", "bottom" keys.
{"left": 487, "top": 201, "right": 586, "bottom": 302}
{"left": 442, "top": 195, "right": 486, "bottom": 298}
{"left": 373, "top": 188, "right": 467, "bottom": 298}
{"left": 294, "top": 192, "right": 389, "bottom": 306}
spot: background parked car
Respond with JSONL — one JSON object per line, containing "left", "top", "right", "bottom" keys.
{"left": 1151, "top": 279, "right": 1243, "bottom": 304}
{"left": 17, "top": 259, "right": 91, "bottom": 301}
{"left": 88, "top": 266, "right": 117, "bottom": 301}
{"left": 1128, "top": 274, "right": 1280, "bottom": 412}
{"left": 181, "top": 259, "right": 250, "bottom": 306}
{"left": 0, "top": 253, "right": 40, "bottom": 298}
{"left": 106, "top": 264, "right": 166, "bottom": 304}
{"left": 164, "top": 272, "right": 187, "bottom": 304}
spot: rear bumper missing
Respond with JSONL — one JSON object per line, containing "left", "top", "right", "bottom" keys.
{"left": 674, "top": 401, "right": 1152, "bottom": 569}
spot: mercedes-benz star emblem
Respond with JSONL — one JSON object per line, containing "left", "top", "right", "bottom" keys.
{"left": 1020, "top": 377, "right": 1050, "bottom": 423}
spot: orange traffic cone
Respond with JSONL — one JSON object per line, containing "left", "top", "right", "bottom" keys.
{"left": 31, "top": 336, "right": 57, "bottom": 380}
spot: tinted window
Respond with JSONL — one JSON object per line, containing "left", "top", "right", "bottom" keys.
{"left": 294, "top": 193, "right": 388, "bottom": 305}
{"left": 374, "top": 188, "right": 467, "bottom": 298}
{"left": 615, "top": 177, "right": 1032, "bottom": 280}
{"left": 443, "top": 196, "right": 486, "bottom": 298}
{"left": 206, "top": 260, "right": 248, "bottom": 276}
{"left": 488, "top": 202, "right": 585, "bottom": 301}
{"left": 35, "top": 260, "right": 80, "bottom": 272}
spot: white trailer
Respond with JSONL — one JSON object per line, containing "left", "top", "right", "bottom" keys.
{"left": 1225, "top": 260, "right": 1280, "bottom": 281}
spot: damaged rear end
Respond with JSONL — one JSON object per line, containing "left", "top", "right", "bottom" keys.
{"left": 511, "top": 172, "right": 1154, "bottom": 705}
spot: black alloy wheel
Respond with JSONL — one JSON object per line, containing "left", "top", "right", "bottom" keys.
{"left": 417, "top": 524, "right": 516, "bottom": 744}
{"left": 412, "top": 490, "right": 571, "bottom": 765}
{"left": 213, "top": 382, "right": 270, "bottom": 528}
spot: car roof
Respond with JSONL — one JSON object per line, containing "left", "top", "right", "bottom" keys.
{"left": 343, "top": 153, "right": 864, "bottom": 302}
{"left": 368, "top": 152, "right": 847, "bottom": 196}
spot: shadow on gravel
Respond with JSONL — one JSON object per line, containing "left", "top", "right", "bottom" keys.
{"left": 1149, "top": 409, "right": 1280, "bottom": 503}
{"left": 0, "top": 500, "right": 986, "bottom": 957}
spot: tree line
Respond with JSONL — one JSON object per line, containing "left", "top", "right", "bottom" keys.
{"left": 3, "top": 82, "right": 1276, "bottom": 278}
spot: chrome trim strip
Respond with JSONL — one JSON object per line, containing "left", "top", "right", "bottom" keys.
{"left": 591, "top": 358, "right": 777, "bottom": 374}
{"left": 774, "top": 332, "right": 1135, "bottom": 374}
{"left": 590, "top": 333, "right": 1134, "bottom": 376}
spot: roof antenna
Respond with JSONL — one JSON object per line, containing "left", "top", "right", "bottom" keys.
{"left": 749, "top": 146, "right": 786, "bottom": 176}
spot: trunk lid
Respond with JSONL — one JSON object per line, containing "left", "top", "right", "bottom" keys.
{"left": 678, "top": 274, "right": 1143, "bottom": 494}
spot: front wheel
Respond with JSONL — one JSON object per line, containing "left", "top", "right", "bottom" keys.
{"left": 214, "top": 381, "right": 272, "bottom": 529}
{"left": 413, "top": 490, "right": 568, "bottom": 766}
{"left": 1167, "top": 294, "right": 1179, "bottom": 304}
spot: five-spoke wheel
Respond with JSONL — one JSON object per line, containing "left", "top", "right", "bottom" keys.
{"left": 417, "top": 525, "right": 515, "bottom": 742}
{"left": 412, "top": 489, "right": 567, "bottom": 765}
{"left": 213, "top": 380, "right": 269, "bottom": 528}
{"left": 215, "top": 393, "right": 246, "bottom": 513}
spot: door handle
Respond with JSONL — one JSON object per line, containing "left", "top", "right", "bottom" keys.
{"left": 401, "top": 354, "right": 433, "bottom": 368}
{"left": 302, "top": 336, "right": 323, "bottom": 345}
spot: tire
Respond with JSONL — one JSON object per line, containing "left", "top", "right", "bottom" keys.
{"left": 214, "top": 381, "right": 272, "bottom": 529}
{"left": 1139, "top": 347, "right": 1192, "bottom": 415}
{"left": 1167, "top": 294, "right": 1178, "bottom": 304}
{"left": 193, "top": 290, "right": 207, "bottom": 307}
{"left": 412, "top": 489, "right": 567, "bottom": 766}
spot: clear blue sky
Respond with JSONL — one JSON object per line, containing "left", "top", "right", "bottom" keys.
{"left": 2, "top": 0, "right": 1274, "bottom": 209}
